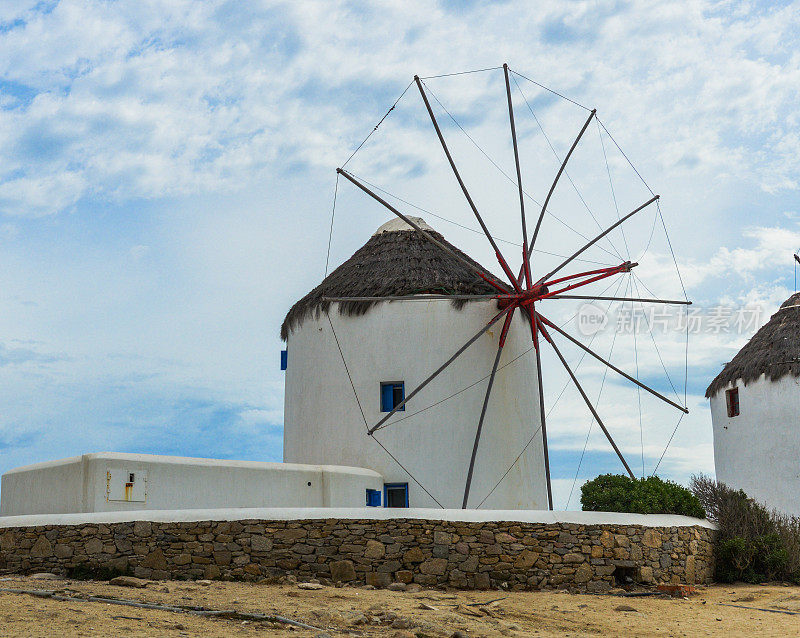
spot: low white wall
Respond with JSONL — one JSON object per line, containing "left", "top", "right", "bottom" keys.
{"left": 0, "top": 453, "right": 383, "bottom": 516}
{"left": 710, "top": 374, "right": 800, "bottom": 517}
{"left": 0, "top": 506, "right": 716, "bottom": 530}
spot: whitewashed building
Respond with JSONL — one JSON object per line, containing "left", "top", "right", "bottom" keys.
{"left": 281, "top": 218, "right": 548, "bottom": 510}
{"left": 707, "top": 292, "right": 800, "bottom": 516}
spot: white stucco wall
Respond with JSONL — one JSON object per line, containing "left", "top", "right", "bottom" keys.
{"left": 0, "top": 453, "right": 383, "bottom": 517}
{"left": 710, "top": 373, "right": 800, "bottom": 517}
{"left": 283, "top": 300, "right": 548, "bottom": 510}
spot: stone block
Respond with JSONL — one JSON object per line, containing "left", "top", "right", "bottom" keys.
{"left": 376, "top": 560, "right": 402, "bottom": 573}
{"left": 30, "top": 536, "right": 53, "bottom": 558}
{"left": 109, "top": 576, "right": 148, "bottom": 588}
{"left": 249, "top": 535, "right": 271, "bottom": 553}
{"left": 403, "top": 547, "right": 425, "bottom": 564}
{"left": 684, "top": 555, "right": 696, "bottom": 583}
{"left": 83, "top": 538, "right": 103, "bottom": 556}
{"left": 419, "top": 558, "right": 448, "bottom": 575}
{"left": 213, "top": 551, "right": 232, "bottom": 566}
{"left": 364, "top": 540, "right": 385, "bottom": 559}
{"left": 395, "top": 570, "right": 414, "bottom": 584}
{"left": 366, "top": 571, "right": 391, "bottom": 588}
{"left": 54, "top": 544, "right": 73, "bottom": 559}
{"left": 274, "top": 529, "right": 307, "bottom": 541}
{"left": 642, "top": 529, "right": 661, "bottom": 549}
{"left": 291, "top": 544, "right": 315, "bottom": 555}
{"left": 573, "top": 562, "right": 593, "bottom": 583}
{"left": 115, "top": 539, "right": 133, "bottom": 553}
{"left": 133, "top": 521, "right": 151, "bottom": 537}
{"left": 141, "top": 549, "right": 167, "bottom": 570}
{"left": 433, "top": 531, "right": 451, "bottom": 545}
{"left": 432, "top": 545, "right": 449, "bottom": 559}
{"left": 513, "top": 550, "right": 537, "bottom": 570}
{"left": 173, "top": 553, "right": 192, "bottom": 566}
{"left": 1, "top": 532, "right": 16, "bottom": 551}
{"left": 330, "top": 560, "right": 357, "bottom": 582}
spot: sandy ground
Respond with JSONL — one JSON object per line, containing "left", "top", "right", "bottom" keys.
{"left": 1, "top": 575, "right": 799, "bottom": 637}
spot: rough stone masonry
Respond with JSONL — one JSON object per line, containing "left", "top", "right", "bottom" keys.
{"left": 0, "top": 518, "right": 714, "bottom": 591}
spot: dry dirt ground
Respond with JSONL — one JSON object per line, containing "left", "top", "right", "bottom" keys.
{"left": 1, "top": 575, "right": 799, "bottom": 637}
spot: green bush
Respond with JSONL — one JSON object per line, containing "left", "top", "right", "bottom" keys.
{"left": 580, "top": 474, "right": 706, "bottom": 519}
{"left": 691, "top": 475, "right": 800, "bottom": 583}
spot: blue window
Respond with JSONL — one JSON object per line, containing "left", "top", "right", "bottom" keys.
{"left": 380, "top": 382, "right": 405, "bottom": 412}
{"left": 366, "top": 488, "right": 381, "bottom": 507}
{"left": 280, "top": 349, "right": 288, "bottom": 371}
{"left": 384, "top": 483, "right": 409, "bottom": 508}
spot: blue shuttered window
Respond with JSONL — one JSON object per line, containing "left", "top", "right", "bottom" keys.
{"left": 384, "top": 483, "right": 409, "bottom": 508}
{"left": 380, "top": 382, "right": 405, "bottom": 412}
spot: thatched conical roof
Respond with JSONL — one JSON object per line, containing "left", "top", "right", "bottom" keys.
{"left": 706, "top": 292, "right": 800, "bottom": 397}
{"left": 281, "top": 217, "right": 502, "bottom": 341}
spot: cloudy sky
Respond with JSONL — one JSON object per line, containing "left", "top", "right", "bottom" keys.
{"left": 0, "top": 0, "right": 799, "bottom": 509}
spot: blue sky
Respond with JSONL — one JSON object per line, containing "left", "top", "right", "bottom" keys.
{"left": 1, "top": 0, "right": 799, "bottom": 509}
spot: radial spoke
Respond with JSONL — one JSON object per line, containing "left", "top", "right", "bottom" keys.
{"left": 528, "top": 306, "right": 553, "bottom": 510}
{"left": 537, "top": 314, "right": 688, "bottom": 413}
{"left": 463, "top": 308, "right": 515, "bottom": 508}
{"left": 540, "top": 263, "right": 635, "bottom": 299}
{"left": 370, "top": 304, "right": 517, "bottom": 433}
{"left": 415, "top": 76, "right": 521, "bottom": 292}
{"left": 540, "top": 195, "right": 659, "bottom": 284}
{"left": 503, "top": 63, "right": 531, "bottom": 288}
{"left": 546, "top": 294, "right": 691, "bottom": 305}
{"left": 337, "top": 168, "right": 511, "bottom": 294}
{"left": 537, "top": 315, "right": 636, "bottom": 479}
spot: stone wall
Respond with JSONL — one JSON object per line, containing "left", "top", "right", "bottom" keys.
{"left": 0, "top": 518, "right": 714, "bottom": 591}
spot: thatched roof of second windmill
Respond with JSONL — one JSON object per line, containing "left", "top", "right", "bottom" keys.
{"left": 706, "top": 292, "right": 800, "bottom": 397}
{"left": 281, "top": 217, "right": 503, "bottom": 341}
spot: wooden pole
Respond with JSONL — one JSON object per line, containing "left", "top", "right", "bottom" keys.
{"left": 503, "top": 63, "right": 532, "bottom": 289}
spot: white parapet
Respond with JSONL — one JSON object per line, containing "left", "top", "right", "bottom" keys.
{"left": 0, "top": 506, "right": 715, "bottom": 530}
{"left": 0, "top": 453, "right": 383, "bottom": 516}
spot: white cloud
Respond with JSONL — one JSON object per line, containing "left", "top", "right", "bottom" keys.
{"left": 0, "top": 1, "right": 797, "bottom": 217}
